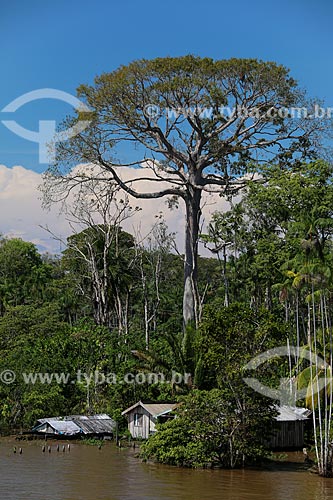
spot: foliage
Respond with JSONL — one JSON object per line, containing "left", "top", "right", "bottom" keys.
{"left": 43, "top": 55, "right": 327, "bottom": 326}
{"left": 141, "top": 389, "right": 276, "bottom": 468}
{"left": 0, "top": 237, "right": 51, "bottom": 313}
{"left": 195, "top": 301, "right": 287, "bottom": 389}
{"left": 3, "top": 153, "right": 333, "bottom": 474}
{"left": 0, "top": 303, "right": 71, "bottom": 426}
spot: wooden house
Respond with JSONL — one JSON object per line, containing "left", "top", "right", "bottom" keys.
{"left": 122, "top": 401, "right": 310, "bottom": 448}
{"left": 270, "top": 405, "right": 311, "bottom": 449}
{"left": 122, "top": 401, "right": 178, "bottom": 439}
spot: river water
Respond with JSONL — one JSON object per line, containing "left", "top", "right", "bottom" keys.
{"left": 1, "top": 438, "right": 333, "bottom": 500}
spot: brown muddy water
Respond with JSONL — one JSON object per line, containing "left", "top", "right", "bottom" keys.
{"left": 1, "top": 438, "right": 333, "bottom": 500}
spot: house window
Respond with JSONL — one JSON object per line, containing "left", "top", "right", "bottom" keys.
{"left": 134, "top": 413, "right": 143, "bottom": 426}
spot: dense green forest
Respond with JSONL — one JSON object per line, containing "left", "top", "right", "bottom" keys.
{"left": 2, "top": 54, "right": 333, "bottom": 475}
{"left": 1, "top": 159, "right": 333, "bottom": 473}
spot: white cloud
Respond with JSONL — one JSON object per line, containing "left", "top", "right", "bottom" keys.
{"left": 0, "top": 164, "right": 230, "bottom": 255}
{"left": 0, "top": 165, "right": 68, "bottom": 253}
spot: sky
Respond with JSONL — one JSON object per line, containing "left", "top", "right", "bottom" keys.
{"left": 0, "top": 0, "right": 332, "bottom": 251}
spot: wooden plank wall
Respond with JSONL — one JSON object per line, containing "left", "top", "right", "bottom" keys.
{"left": 269, "top": 421, "right": 304, "bottom": 449}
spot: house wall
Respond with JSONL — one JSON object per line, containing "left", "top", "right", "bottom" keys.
{"left": 127, "top": 407, "right": 156, "bottom": 439}
{"left": 269, "top": 421, "right": 305, "bottom": 449}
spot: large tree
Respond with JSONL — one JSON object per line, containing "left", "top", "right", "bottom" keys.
{"left": 43, "top": 55, "right": 328, "bottom": 327}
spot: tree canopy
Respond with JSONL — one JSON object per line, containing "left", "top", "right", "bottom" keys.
{"left": 43, "top": 55, "right": 329, "bottom": 328}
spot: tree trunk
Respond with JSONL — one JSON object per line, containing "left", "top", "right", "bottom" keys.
{"left": 183, "top": 189, "right": 202, "bottom": 328}
{"left": 223, "top": 244, "right": 229, "bottom": 307}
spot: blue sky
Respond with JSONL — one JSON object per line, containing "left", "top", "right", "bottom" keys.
{"left": 0, "top": 0, "right": 332, "bottom": 172}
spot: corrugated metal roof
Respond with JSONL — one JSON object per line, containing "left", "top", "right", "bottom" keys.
{"left": 74, "top": 416, "right": 116, "bottom": 434}
{"left": 33, "top": 420, "right": 82, "bottom": 435}
{"left": 33, "top": 414, "right": 116, "bottom": 435}
{"left": 275, "top": 405, "right": 311, "bottom": 421}
{"left": 122, "top": 401, "right": 178, "bottom": 417}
